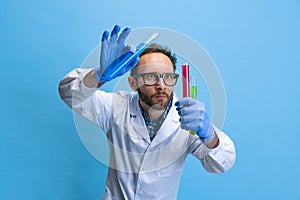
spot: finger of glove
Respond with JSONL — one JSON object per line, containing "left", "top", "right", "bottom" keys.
{"left": 101, "top": 30, "right": 109, "bottom": 50}
{"left": 124, "top": 44, "right": 136, "bottom": 54}
{"left": 120, "top": 45, "right": 136, "bottom": 58}
{"left": 100, "top": 30, "right": 110, "bottom": 71}
{"left": 101, "top": 30, "right": 109, "bottom": 53}
{"left": 110, "top": 24, "right": 121, "bottom": 43}
{"left": 101, "top": 30, "right": 109, "bottom": 42}
{"left": 180, "top": 121, "right": 199, "bottom": 131}
{"left": 176, "top": 98, "right": 206, "bottom": 108}
{"left": 179, "top": 115, "right": 200, "bottom": 124}
{"left": 118, "top": 27, "right": 131, "bottom": 45}
{"left": 175, "top": 98, "right": 197, "bottom": 107}
{"left": 177, "top": 105, "right": 200, "bottom": 116}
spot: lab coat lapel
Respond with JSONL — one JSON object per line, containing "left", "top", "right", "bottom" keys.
{"left": 150, "top": 102, "right": 180, "bottom": 147}
{"left": 129, "top": 93, "right": 151, "bottom": 145}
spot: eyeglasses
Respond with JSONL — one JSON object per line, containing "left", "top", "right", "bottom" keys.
{"left": 133, "top": 72, "right": 179, "bottom": 86}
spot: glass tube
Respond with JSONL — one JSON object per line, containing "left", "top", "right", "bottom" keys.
{"left": 182, "top": 62, "right": 190, "bottom": 97}
{"left": 190, "top": 76, "right": 197, "bottom": 99}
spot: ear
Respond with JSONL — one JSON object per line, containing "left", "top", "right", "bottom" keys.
{"left": 128, "top": 76, "right": 138, "bottom": 91}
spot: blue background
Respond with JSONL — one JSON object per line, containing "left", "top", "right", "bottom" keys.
{"left": 1, "top": 0, "right": 299, "bottom": 199}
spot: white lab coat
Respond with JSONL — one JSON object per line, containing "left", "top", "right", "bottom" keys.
{"left": 59, "top": 68, "right": 236, "bottom": 200}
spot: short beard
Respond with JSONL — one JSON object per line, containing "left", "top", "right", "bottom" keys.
{"left": 137, "top": 89, "right": 172, "bottom": 110}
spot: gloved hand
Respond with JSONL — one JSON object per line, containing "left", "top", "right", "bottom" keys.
{"left": 95, "top": 24, "right": 139, "bottom": 83}
{"left": 175, "top": 98, "right": 215, "bottom": 142}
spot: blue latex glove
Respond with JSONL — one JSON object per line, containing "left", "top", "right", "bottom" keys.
{"left": 175, "top": 98, "right": 215, "bottom": 142}
{"left": 95, "top": 24, "right": 139, "bottom": 83}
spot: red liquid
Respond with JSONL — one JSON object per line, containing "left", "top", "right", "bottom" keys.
{"left": 182, "top": 63, "right": 190, "bottom": 97}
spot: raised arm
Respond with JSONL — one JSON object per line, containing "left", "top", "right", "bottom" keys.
{"left": 58, "top": 24, "right": 138, "bottom": 129}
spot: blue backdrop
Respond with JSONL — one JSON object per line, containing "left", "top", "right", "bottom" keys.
{"left": 1, "top": 0, "right": 299, "bottom": 199}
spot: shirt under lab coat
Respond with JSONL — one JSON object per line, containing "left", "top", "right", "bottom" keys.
{"left": 59, "top": 68, "right": 236, "bottom": 200}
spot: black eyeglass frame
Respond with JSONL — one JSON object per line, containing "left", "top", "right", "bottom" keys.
{"left": 132, "top": 72, "right": 180, "bottom": 86}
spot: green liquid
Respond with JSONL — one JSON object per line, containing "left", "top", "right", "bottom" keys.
{"left": 190, "top": 86, "right": 197, "bottom": 135}
{"left": 191, "top": 86, "right": 197, "bottom": 99}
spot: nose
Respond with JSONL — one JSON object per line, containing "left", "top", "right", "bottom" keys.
{"left": 155, "top": 77, "right": 166, "bottom": 90}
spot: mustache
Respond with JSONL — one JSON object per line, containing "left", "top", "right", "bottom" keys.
{"left": 151, "top": 92, "right": 169, "bottom": 98}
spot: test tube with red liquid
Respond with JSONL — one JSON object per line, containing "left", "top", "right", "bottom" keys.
{"left": 182, "top": 63, "right": 190, "bottom": 98}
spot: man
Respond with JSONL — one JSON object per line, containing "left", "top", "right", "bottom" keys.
{"left": 59, "top": 25, "right": 236, "bottom": 200}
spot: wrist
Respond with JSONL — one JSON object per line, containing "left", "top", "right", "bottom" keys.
{"left": 94, "top": 67, "right": 110, "bottom": 86}
{"left": 203, "top": 134, "right": 219, "bottom": 149}
{"left": 84, "top": 69, "right": 102, "bottom": 88}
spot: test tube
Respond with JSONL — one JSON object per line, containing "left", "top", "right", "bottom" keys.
{"left": 190, "top": 76, "right": 197, "bottom": 99}
{"left": 190, "top": 76, "right": 197, "bottom": 135}
{"left": 182, "top": 63, "right": 190, "bottom": 98}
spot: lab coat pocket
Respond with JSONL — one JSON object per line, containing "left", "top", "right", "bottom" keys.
{"left": 155, "top": 161, "right": 184, "bottom": 198}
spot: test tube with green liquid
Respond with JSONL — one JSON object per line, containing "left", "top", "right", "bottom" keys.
{"left": 190, "top": 76, "right": 197, "bottom": 135}
{"left": 190, "top": 76, "right": 197, "bottom": 99}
